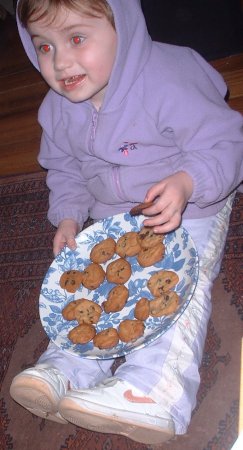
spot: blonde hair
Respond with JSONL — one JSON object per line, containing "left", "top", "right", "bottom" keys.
{"left": 18, "top": 0, "right": 115, "bottom": 28}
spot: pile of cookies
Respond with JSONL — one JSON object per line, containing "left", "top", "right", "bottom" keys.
{"left": 60, "top": 226, "right": 180, "bottom": 350}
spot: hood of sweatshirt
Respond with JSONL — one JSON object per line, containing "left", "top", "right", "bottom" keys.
{"left": 16, "top": 0, "right": 152, "bottom": 111}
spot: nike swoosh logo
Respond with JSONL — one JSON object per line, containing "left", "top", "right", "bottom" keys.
{"left": 124, "top": 389, "right": 155, "bottom": 403}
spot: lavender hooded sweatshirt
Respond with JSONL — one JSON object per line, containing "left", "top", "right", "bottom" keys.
{"left": 17, "top": 0, "right": 243, "bottom": 229}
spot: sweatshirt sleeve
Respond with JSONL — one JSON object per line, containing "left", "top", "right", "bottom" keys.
{"left": 157, "top": 47, "right": 243, "bottom": 208}
{"left": 37, "top": 94, "right": 95, "bottom": 229}
{"left": 172, "top": 97, "right": 243, "bottom": 207}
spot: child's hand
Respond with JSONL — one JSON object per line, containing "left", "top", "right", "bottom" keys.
{"left": 53, "top": 219, "right": 80, "bottom": 256}
{"left": 142, "top": 171, "right": 193, "bottom": 233}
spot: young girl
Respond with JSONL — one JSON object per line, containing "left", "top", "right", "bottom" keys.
{"left": 10, "top": 0, "right": 243, "bottom": 445}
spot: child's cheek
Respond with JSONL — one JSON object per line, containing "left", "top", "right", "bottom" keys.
{"left": 38, "top": 58, "right": 52, "bottom": 79}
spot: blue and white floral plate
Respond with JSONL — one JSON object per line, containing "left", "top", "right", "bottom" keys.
{"left": 39, "top": 213, "right": 199, "bottom": 359}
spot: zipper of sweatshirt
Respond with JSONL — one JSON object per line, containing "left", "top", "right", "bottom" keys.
{"left": 90, "top": 108, "right": 124, "bottom": 200}
{"left": 90, "top": 109, "right": 98, "bottom": 153}
{"left": 112, "top": 165, "right": 125, "bottom": 200}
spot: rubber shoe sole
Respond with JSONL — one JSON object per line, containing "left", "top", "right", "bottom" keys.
{"left": 59, "top": 397, "right": 174, "bottom": 444}
{"left": 10, "top": 376, "right": 68, "bottom": 424}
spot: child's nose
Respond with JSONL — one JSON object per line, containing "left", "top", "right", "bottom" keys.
{"left": 54, "top": 48, "right": 72, "bottom": 71}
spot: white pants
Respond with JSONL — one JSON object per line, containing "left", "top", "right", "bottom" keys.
{"left": 38, "top": 195, "right": 234, "bottom": 434}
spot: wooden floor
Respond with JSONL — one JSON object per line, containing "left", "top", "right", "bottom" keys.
{"left": 0, "top": 13, "right": 48, "bottom": 176}
{"left": 0, "top": 13, "right": 243, "bottom": 177}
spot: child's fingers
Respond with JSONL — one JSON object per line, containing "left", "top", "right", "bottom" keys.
{"left": 53, "top": 239, "right": 65, "bottom": 257}
{"left": 143, "top": 209, "right": 182, "bottom": 233}
{"left": 66, "top": 236, "right": 77, "bottom": 251}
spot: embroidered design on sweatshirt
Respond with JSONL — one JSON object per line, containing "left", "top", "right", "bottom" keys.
{"left": 118, "top": 142, "right": 138, "bottom": 156}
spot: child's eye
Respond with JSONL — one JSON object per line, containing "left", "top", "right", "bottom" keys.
{"left": 39, "top": 44, "right": 51, "bottom": 54}
{"left": 71, "top": 35, "right": 84, "bottom": 45}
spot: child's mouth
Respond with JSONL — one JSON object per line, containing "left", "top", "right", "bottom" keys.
{"left": 63, "top": 74, "right": 86, "bottom": 87}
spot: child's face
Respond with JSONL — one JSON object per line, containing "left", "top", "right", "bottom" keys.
{"left": 28, "top": 7, "right": 117, "bottom": 109}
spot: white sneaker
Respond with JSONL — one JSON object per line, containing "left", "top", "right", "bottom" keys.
{"left": 10, "top": 365, "right": 69, "bottom": 424}
{"left": 59, "top": 377, "right": 175, "bottom": 444}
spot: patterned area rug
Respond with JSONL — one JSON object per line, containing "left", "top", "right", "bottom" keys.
{"left": 0, "top": 172, "right": 242, "bottom": 450}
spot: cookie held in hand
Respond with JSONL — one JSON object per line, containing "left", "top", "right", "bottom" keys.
{"left": 129, "top": 201, "right": 154, "bottom": 216}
